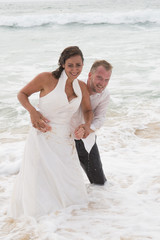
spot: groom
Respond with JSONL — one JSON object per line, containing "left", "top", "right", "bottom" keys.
{"left": 73, "top": 60, "right": 112, "bottom": 185}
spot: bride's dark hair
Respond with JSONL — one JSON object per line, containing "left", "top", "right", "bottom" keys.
{"left": 52, "top": 46, "right": 84, "bottom": 79}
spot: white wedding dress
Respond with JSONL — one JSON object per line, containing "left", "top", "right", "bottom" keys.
{"left": 9, "top": 71, "right": 88, "bottom": 218}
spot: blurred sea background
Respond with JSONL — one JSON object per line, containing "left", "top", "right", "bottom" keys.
{"left": 0, "top": 0, "right": 160, "bottom": 239}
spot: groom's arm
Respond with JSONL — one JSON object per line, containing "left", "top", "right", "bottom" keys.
{"left": 90, "top": 93, "right": 110, "bottom": 131}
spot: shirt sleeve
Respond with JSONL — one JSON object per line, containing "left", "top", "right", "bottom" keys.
{"left": 90, "top": 93, "right": 110, "bottom": 131}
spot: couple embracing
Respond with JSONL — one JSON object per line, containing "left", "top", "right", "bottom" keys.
{"left": 9, "top": 46, "right": 112, "bottom": 218}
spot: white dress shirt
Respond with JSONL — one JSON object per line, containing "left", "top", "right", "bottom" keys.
{"left": 89, "top": 89, "right": 110, "bottom": 131}
{"left": 71, "top": 86, "right": 110, "bottom": 153}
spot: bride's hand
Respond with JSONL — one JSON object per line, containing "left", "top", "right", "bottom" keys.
{"left": 30, "top": 110, "right": 52, "bottom": 132}
{"left": 77, "top": 123, "right": 91, "bottom": 138}
{"left": 74, "top": 126, "right": 85, "bottom": 140}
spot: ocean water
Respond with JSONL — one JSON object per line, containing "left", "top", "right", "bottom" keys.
{"left": 0, "top": 0, "right": 160, "bottom": 239}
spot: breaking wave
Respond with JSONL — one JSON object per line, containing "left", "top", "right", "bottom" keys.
{"left": 0, "top": 9, "right": 160, "bottom": 28}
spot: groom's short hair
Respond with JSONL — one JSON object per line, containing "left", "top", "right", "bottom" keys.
{"left": 90, "top": 60, "right": 113, "bottom": 73}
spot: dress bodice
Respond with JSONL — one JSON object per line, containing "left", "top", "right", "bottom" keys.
{"left": 38, "top": 70, "right": 82, "bottom": 126}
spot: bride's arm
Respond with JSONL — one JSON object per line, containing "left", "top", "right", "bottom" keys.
{"left": 78, "top": 80, "right": 93, "bottom": 138}
{"left": 17, "top": 72, "right": 52, "bottom": 132}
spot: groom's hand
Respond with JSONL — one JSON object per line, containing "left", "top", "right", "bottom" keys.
{"left": 76, "top": 124, "right": 91, "bottom": 139}
{"left": 81, "top": 124, "right": 91, "bottom": 138}
{"left": 74, "top": 126, "right": 85, "bottom": 139}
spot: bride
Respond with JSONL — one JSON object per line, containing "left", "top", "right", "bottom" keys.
{"left": 9, "top": 46, "right": 93, "bottom": 218}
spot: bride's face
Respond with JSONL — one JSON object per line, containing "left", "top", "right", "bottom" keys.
{"left": 63, "top": 55, "right": 83, "bottom": 80}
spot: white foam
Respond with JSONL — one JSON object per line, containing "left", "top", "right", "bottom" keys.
{"left": 0, "top": 9, "right": 160, "bottom": 27}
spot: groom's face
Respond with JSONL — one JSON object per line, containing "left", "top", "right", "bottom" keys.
{"left": 88, "top": 66, "right": 111, "bottom": 94}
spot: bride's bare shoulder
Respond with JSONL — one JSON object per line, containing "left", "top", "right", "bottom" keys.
{"left": 35, "top": 72, "right": 58, "bottom": 88}
{"left": 37, "top": 72, "right": 57, "bottom": 82}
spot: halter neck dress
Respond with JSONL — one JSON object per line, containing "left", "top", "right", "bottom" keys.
{"left": 9, "top": 70, "right": 88, "bottom": 218}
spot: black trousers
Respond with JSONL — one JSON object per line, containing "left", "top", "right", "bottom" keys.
{"left": 75, "top": 139, "right": 107, "bottom": 185}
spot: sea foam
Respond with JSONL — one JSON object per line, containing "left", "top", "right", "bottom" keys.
{"left": 0, "top": 9, "right": 160, "bottom": 28}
